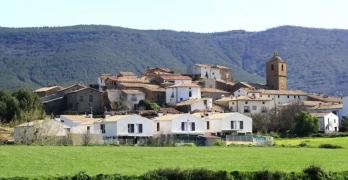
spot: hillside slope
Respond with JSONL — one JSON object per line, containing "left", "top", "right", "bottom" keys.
{"left": 0, "top": 25, "right": 347, "bottom": 95}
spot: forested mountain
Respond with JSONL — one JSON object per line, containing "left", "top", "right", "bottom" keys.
{"left": 1, "top": 25, "right": 348, "bottom": 96}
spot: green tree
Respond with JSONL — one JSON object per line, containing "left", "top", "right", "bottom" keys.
{"left": 339, "top": 117, "right": 348, "bottom": 132}
{"left": 113, "top": 101, "right": 122, "bottom": 110}
{"left": 0, "top": 89, "right": 20, "bottom": 122}
{"left": 12, "top": 88, "right": 42, "bottom": 111}
{"left": 138, "top": 99, "right": 160, "bottom": 110}
{"left": 293, "top": 111, "right": 320, "bottom": 137}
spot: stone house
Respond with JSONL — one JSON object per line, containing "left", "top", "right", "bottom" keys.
{"left": 121, "top": 90, "right": 145, "bottom": 110}
{"left": 187, "top": 64, "right": 234, "bottom": 82}
{"left": 201, "top": 88, "right": 231, "bottom": 101}
{"left": 34, "top": 86, "right": 62, "bottom": 98}
{"left": 66, "top": 87, "right": 102, "bottom": 113}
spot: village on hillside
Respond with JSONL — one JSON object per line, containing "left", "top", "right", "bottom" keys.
{"left": 8, "top": 52, "right": 346, "bottom": 146}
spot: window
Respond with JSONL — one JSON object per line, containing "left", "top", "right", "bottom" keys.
{"left": 271, "top": 64, "right": 274, "bottom": 70}
{"left": 206, "top": 121, "right": 210, "bottom": 130}
{"left": 181, "top": 122, "right": 185, "bottom": 131}
{"left": 298, "top": 96, "right": 300, "bottom": 98}
{"left": 252, "top": 106, "right": 257, "bottom": 110}
{"left": 137, "top": 124, "right": 143, "bottom": 133}
{"left": 100, "top": 124, "right": 105, "bottom": 134}
{"left": 231, "top": 121, "right": 235, "bottom": 129}
{"left": 277, "top": 95, "right": 280, "bottom": 98}
{"left": 240, "top": 121, "right": 244, "bottom": 129}
{"left": 244, "top": 106, "right": 250, "bottom": 113}
{"left": 232, "top": 102, "right": 234, "bottom": 105}
{"left": 189, "top": 91, "right": 192, "bottom": 97}
{"left": 157, "top": 94, "right": 160, "bottom": 99}
{"left": 252, "top": 93, "right": 255, "bottom": 96}
{"left": 87, "top": 126, "right": 90, "bottom": 134}
{"left": 80, "top": 96, "right": 83, "bottom": 102}
{"left": 245, "top": 101, "right": 248, "bottom": 104}
{"left": 128, "top": 124, "right": 135, "bottom": 133}
{"left": 287, "top": 95, "right": 289, "bottom": 98}
{"left": 191, "top": 122, "right": 195, "bottom": 131}
{"left": 334, "top": 119, "right": 336, "bottom": 123}
{"left": 262, "top": 101, "right": 265, "bottom": 104}
{"left": 61, "top": 120, "right": 64, "bottom": 123}
{"left": 268, "top": 95, "right": 270, "bottom": 98}
{"left": 261, "top": 106, "right": 267, "bottom": 112}
{"left": 156, "top": 123, "right": 160, "bottom": 131}
{"left": 212, "top": 72, "right": 215, "bottom": 75}
{"left": 89, "top": 95, "right": 93, "bottom": 102}
{"left": 180, "top": 98, "right": 183, "bottom": 101}
{"left": 171, "top": 92, "right": 174, "bottom": 98}
{"left": 281, "top": 64, "right": 284, "bottom": 71}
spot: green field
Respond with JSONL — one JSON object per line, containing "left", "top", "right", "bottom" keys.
{"left": 1, "top": 146, "right": 348, "bottom": 178}
{"left": 275, "top": 137, "right": 348, "bottom": 148}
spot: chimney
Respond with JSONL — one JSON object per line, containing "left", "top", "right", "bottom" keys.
{"left": 157, "top": 110, "right": 164, "bottom": 117}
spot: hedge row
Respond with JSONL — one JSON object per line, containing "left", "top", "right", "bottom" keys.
{"left": 2, "top": 165, "right": 348, "bottom": 180}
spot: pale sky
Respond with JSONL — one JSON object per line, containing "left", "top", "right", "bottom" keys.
{"left": 0, "top": 0, "right": 347, "bottom": 32}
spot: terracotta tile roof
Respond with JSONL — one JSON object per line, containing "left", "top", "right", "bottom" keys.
{"left": 160, "top": 75, "right": 192, "bottom": 80}
{"left": 61, "top": 115, "right": 98, "bottom": 121}
{"left": 142, "top": 85, "right": 166, "bottom": 92}
{"left": 58, "top": 84, "right": 87, "bottom": 92}
{"left": 96, "top": 115, "right": 131, "bottom": 122}
{"left": 201, "top": 88, "right": 230, "bottom": 93}
{"left": 155, "top": 114, "right": 185, "bottom": 121}
{"left": 119, "top": 83, "right": 145, "bottom": 88}
{"left": 121, "top": 90, "right": 145, "bottom": 95}
{"left": 99, "top": 74, "right": 115, "bottom": 80}
{"left": 237, "top": 82, "right": 269, "bottom": 90}
{"left": 215, "top": 96, "right": 271, "bottom": 102}
{"left": 42, "top": 97, "right": 64, "bottom": 103}
{"left": 176, "top": 99, "right": 204, "bottom": 106}
{"left": 168, "top": 83, "right": 200, "bottom": 88}
{"left": 160, "top": 108, "right": 180, "bottom": 114}
{"left": 310, "top": 112, "right": 331, "bottom": 118}
{"left": 260, "top": 90, "right": 307, "bottom": 95}
{"left": 119, "top": 72, "right": 137, "bottom": 76}
{"left": 106, "top": 76, "right": 118, "bottom": 81}
{"left": 194, "top": 64, "right": 231, "bottom": 70}
{"left": 65, "top": 87, "right": 100, "bottom": 95}
{"left": 117, "top": 77, "right": 149, "bottom": 83}
{"left": 216, "top": 80, "right": 236, "bottom": 86}
{"left": 310, "top": 103, "right": 342, "bottom": 110}
{"left": 34, "top": 86, "right": 62, "bottom": 92}
{"left": 308, "top": 94, "right": 342, "bottom": 103}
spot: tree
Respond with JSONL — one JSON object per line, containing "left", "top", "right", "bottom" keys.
{"left": 277, "top": 100, "right": 308, "bottom": 131}
{"left": 12, "top": 88, "right": 42, "bottom": 111}
{"left": 0, "top": 89, "right": 20, "bottom": 123}
{"left": 81, "top": 131, "right": 92, "bottom": 146}
{"left": 339, "top": 117, "right": 348, "bottom": 132}
{"left": 252, "top": 113, "right": 270, "bottom": 133}
{"left": 293, "top": 111, "right": 320, "bottom": 137}
{"left": 112, "top": 101, "right": 122, "bottom": 110}
{"left": 138, "top": 99, "right": 160, "bottom": 110}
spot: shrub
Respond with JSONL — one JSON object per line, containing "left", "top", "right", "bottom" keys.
{"left": 318, "top": 144, "right": 343, "bottom": 149}
{"left": 213, "top": 139, "right": 226, "bottom": 146}
{"left": 303, "top": 164, "right": 327, "bottom": 179}
{"left": 298, "top": 142, "right": 307, "bottom": 147}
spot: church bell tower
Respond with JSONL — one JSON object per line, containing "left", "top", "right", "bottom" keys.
{"left": 266, "top": 51, "right": 287, "bottom": 90}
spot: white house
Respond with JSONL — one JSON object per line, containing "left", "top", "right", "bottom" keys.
{"left": 159, "top": 75, "right": 192, "bottom": 85}
{"left": 14, "top": 120, "right": 70, "bottom": 142}
{"left": 311, "top": 112, "right": 339, "bottom": 133}
{"left": 70, "top": 119, "right": 101, "bottom": 134}
{"left": 175, "top": 98, "right": 213, "bottom": 112}
{"left": 196, "top": 112, "right": 252, "bottom": 136}
{"left": 121, "top": 90, "right": 145, "bottom": 110}
{"left": 259, "top": 90, "right": 308, "bottom": 108}
{"left": 152, "top": 114, "right": 205, "bottom": 136}
{"left": 107, "top": 89, "right": 122, "bottom": 102}
{"left": 227, "top": 96, "right": 272, "bottom": 114}
{"left": 309, "top": 103, "right": 343, "bottom": 121}
{"left": 234, "top": 88, "right": 262, "bottom": 98}
{"left": 94, "top": 114, "right": 153, "bottom": 144}
{"left": 59, "top": 115, "right": 99, "bottom": 127}
{"left": 165, "top": 83, "right": 201, "bottom": 104}
{"left": 187, "top": 64, "right": 222, "bottom": 80}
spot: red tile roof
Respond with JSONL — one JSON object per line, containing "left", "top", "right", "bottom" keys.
{"left": 160, "top": 75, "right": 192, "bottom": 80}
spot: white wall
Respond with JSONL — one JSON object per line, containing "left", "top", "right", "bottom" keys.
{"left": 234, "top": 88, "right": 261, "bottom": 98}
{"left": 107, "top": 90, "right": 122, "bottom": 102}
{"left": 204, "top": 113, "right": 252, "bottom": 134}
{"left": 60, "top": 115, "right": 93, "bottom": 127}
{"left": 190, "top": 99, "right": 213, "bottom": 112}
{"left": 229, "top": 100, "right": 271, "bottom": 114}
{"left": 98, "top": 77, "right": 106, "bottom": 91}
{"left": 14, "top": 120, "right": 68, "bottom": 141}
{"left": 171, "top": 114, "right": 204, "bottom": 135}
{"left": 187, "top": 65, "right": 221, "bottom": 80}
{"left": 320, "top": 113, "right": 339, "bottom": 132}
{"left": 94, "top": 115, "right": 153, "bottom": 137}
{"left": 165, "top": 87, "right": 201, "bottom": 104}
{"left": 124, "top": 94, "right": 145, "bottom": 110}
{"left": 71, "top": 124, "right": 99, "bottom": 134}
{"left": 153, "top": 121, "right": 172, "bottom": 135}
{"left": 117, "top": 115, "right": 153, "bottom": 137}
{"left": 341, "top": 96, "right": 348, "bottom": 118}
{"left": 263, "top": 94, "right": 307, "bottom": 109}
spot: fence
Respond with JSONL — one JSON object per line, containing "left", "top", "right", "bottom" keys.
{"left": 226, "top": 135, "right": 274, "bottom": 146}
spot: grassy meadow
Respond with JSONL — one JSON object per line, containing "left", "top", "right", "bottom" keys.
{"left": 1, "top": 146, "right": 348, "bottom": 178}
{"left": 275, "top": 137, "right": 348, "bottom": 148}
